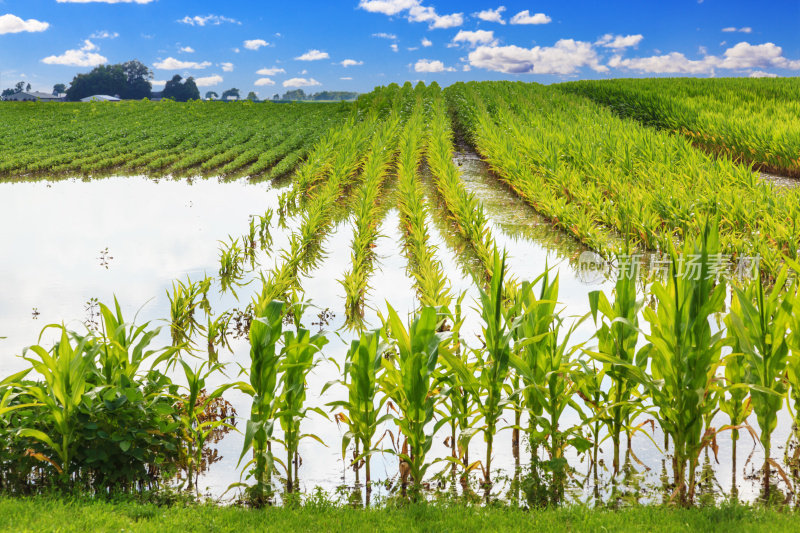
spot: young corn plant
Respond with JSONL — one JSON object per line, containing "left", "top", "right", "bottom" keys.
{"left": 786, "top": 278, "right": 800, "bottom": 503}
{"left": 324, "top": 328, "right": 390, "bottom": 504}
{"left": 237, "top": 299, "right": 285, "bottom": 506}
{"left": 167, "top": 276, "right": 211, "bottom": 356}
{"left": 512, "top": 270, "right": 559, "bottom": 478}
{"left": 717, "top": 350, "right": 752, "bottom": 502}
{"left": 277, "top": 315, "right": 328, "bottom": 495}
{"left": 434, "top": 295, "right": 480, "bottom": 497}
{"left": 513, "top": 312, "right": 588, "bottom": 506}
{"left": 588, "top": 256, "right": 646, "bottom": 477}
{"left": 381, "top": 305, "right": 449, "bottom": 500}
{"left": 18, "top": 326, "right": 93, "bottom": 481}
{"left": 174, "top": 360, "right": 236, "bottom": 495}
{"left": 637, "top": 223, "right": 726, "bottom": 506}
{"left": 441, "top": 251, "right": 514, "bottom": 502}
{"left": 727, "top": 267, "right": 793, "bottom": 504}
{"left": 219, "top": 237, "right": 248, "bottom": 297}
{"left": 90, "top": 297, "right": 177, "bottom": 383}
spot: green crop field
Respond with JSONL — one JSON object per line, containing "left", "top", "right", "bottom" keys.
{"left": 2, "top": 79, "right": 800, "bottom": 518}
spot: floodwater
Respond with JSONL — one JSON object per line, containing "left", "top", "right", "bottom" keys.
{"left": 0, "top": 160, "right": 795, "bottom": 505}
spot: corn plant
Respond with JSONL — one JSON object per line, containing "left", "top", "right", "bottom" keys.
{"left": 167, "top": 276, "right": 211, "bottom": 355}
{"left": 628, "top": 224, "right": 726, "bottom": 506}
{"left": 219, "top": 237, "right": 248, "bottom": 296}
{"left": 174, "top": 360, "right": 236, "bottom": 494}
{"left": 588, "top": 257, "right": 646, "bottom": 476}
{"left": 727, "top": 267, "right": 793, "bottom": 503}
{"left": 512, "top": 270, "right": 559, "bottom": 473}
{"left": 718, "top": 351, "right": 752, "bottom": 501}
{"left": 90, "top": 297, "right": 176, "bottom": 383}
{"left": 324, "top": 328, "right": 390, "bottom": 503}
{"left": 441, "top": 251, "right": 514, "bottom": 501}
{"left": 17, "top": 326, "right": 93, "bottom": 479}
{"left": 277, "top": 319, "right": 328, "bottom": 494}
{"left": 237, "top": 299, "right": 285, "bottom": 505}
{"left": 513, "top": 312, "right": 588, "bottom": 505}
{"left": 786, "top": 278, "right": 800, "bottom": 501}
{"left": 381, "top": 305, "right": 448, "bottom": 500}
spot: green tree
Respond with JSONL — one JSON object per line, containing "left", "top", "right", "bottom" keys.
{"left": 63, "top": 61, "right": 152, "bottom": 101}
{"left": 246, "top": 91, "right": 259, "bottom": 101}
{"left": 281, "top": 89, "right": 306, "bottom": 101}
{"left": 221, "top": 88, "right": 240, "bottom": 101}
{"left": 52, "top": 84, "right": 67, "bottom": 96}
{"left": 205, "top": 91, "right": 218, "bottom": 100}
{"left": 119, "top": 60, "right": 153, "bottom": 99}
{"left": 162, "top": 75, "right": 200, "bottom": 102}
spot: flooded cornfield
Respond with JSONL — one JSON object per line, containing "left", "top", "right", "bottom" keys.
{"left": 2, "top": 151, "right": 797, "bottom": 507}
{"left": 3, "top": 82, "right": 800, "bottom": 515}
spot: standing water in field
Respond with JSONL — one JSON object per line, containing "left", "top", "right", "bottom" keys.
{"left": 0, "top": 160, "right": 795, "bottom": 504}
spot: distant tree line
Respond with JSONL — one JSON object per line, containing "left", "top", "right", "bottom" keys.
{"left": 274, "top": 89, "right": 359, "bottom": 101}
{"left": 1, "top": 81, "right": 32, "bottom": 100}
{"left": 65, "top": 61, "right": 153, "bottom": 101}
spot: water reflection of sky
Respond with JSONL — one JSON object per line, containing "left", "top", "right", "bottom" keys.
{"left": 0, "top": 164, "right": 788, "bottom": 504}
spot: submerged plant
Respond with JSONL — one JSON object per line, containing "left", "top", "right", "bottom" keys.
{"left": 381, "top": 305, "right": 448, "bottom": 500}
{"left": 324, "top": 328, "right": 390, "bottom": 503}
{"left": 277, "top": 309, "right": 328, "bottom": 494}
{"left": 728, "top": 267, "right": 793, "bottom": 503}
{"left": 237, "top": 300, "right": 285, "bottom": 505}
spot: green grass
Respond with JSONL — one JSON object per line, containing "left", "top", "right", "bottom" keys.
{"left": 2, "top": 496, "right": 799, "bottom": 532}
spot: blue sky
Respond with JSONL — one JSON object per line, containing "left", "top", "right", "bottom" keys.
{"left": 1, "top": 0, "right": 798, "bottom": 96}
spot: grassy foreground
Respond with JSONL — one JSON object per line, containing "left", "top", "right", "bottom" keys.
{"left": 1, "top": 497, "right": 799, "bottom": 532}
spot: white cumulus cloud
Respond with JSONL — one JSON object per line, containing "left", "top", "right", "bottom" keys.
{"left": 610, "top": 42, "right": 800, "bottom": 74}
{"left": 608, "top": 52, "right": 713, "bottom": 74}
{"left": 257, "top": 67, "right": 286, "bottom": 76}
{"left": 283, "top": 77, "right": 321, "bottom": 87}
{"left": 244, "top": 39, "right": 268, "bottom": 50}
{"left": 179, "top": 46, "right": 195, "bottom": 53}
{"left": 296, "top": 49, "right": 329, "bottom": 61}
{"left": 255, "top": 78, "right": 276, "bottom": 86}
{"left": 42, "top": 40, "right": 107, "bottom": 67}
{"left": 391, "top": 43, "right": 399, "bottom": 52}
{"left": 359, "top": 0, "right": 419, "bottom": 15}
{"left": 178, "top": 15, "right": 240, "bottom": 26}
{"left": 372, "top": 32, "right": 398, "bottom": 40}
{"left": 414, "top": 58, "right": 455, "bottom": 72}
{"left": 749, "top": 70, "right": 777, "bottom": 78}
{"left": 509, "top": 10, "right": 551, "bottom": 25}
{"left": 0, "top": 14, "right": 49, "bottom": 34}
{"left": 90, "top": 30, "right": 119, "bottom": 39}
{"left": 452, "top": 30, "right": 497, "bottom": 47}
{"left": 422, "top": 37, "right": 432, "bottom": 47}
{"left": 153, "top": 57, "right": 212, "bottom": 69}
{"left": 473, "top": 6, "right": 506, "bottom": 24}
{"left": 220, "top": 62, "right": 234, "bottom": 72}
{"left": 194, "top": 74, "right": 223, "bottom": 87}
{"left": 359, "top": 0, "right": 463, "bottom": 29}
{"left": 341, "top": 59, "right": 364, "bottom": 67}
{"left": 468, "top": 39, "right": 606, "bottom": 74}
{"left": 595, "top": 34, "right": 643, "bottom": 49}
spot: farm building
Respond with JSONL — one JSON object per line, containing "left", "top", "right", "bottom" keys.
{"left": 80, "top": 95, "right": 121, "bottom": 102}
{"left": 4, "top": 91, "right": 63, "bottom": 102}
